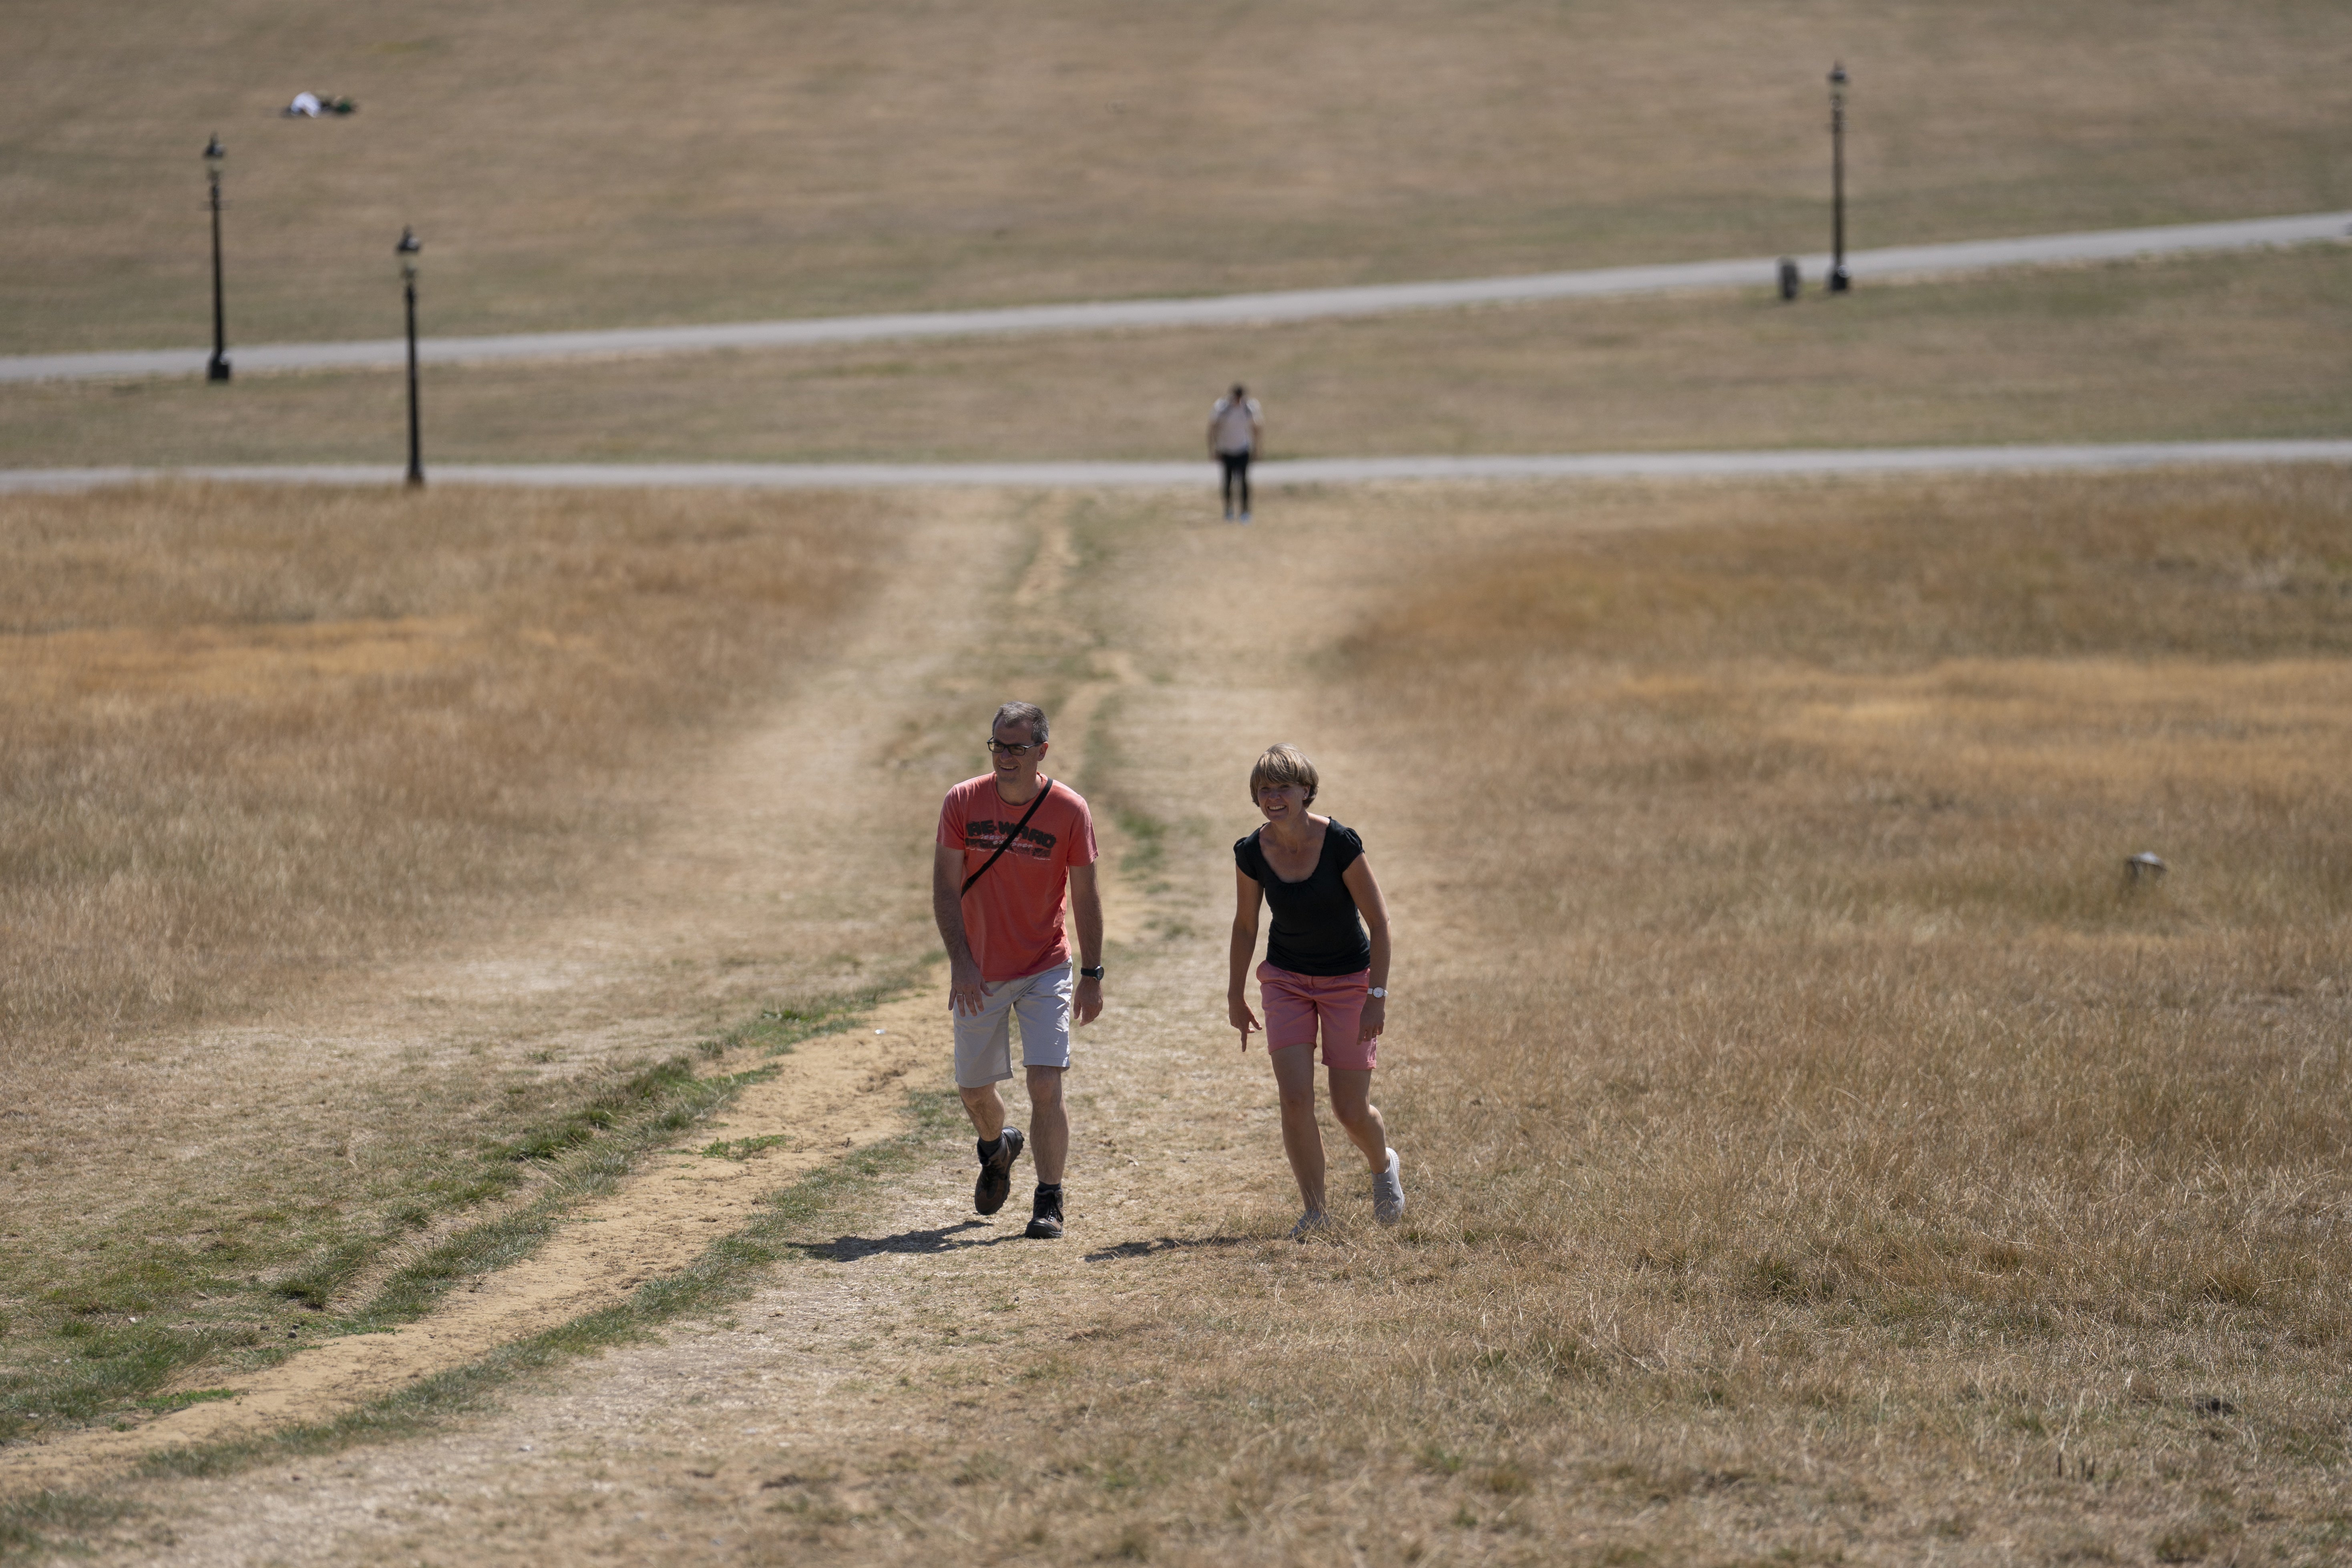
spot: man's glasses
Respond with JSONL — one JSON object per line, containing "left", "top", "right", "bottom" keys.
{"left": 985, "top": 738, "right": 1042, "bottom": 757}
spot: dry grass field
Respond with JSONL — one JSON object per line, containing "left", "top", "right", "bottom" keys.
{"left": 0, "top": 484, "right": 880, "bottom": 1051}
{"left": 6, "top": 468, "right": 2346, "bottom": 1564}
{"left": 799, "top": 468, "right": 2352, "bottom": 1564}
{"left": 5, "top": 0, "right": 2350, "bottom": 354}
{"left": 8, "top": 2, "right": 2350, "bottom": 1562}
{"left": 0, "top": 482, "right": 901, "bottom": 1463}
{"left": 5, "top": 245, "right": 2348, "bottom": 469}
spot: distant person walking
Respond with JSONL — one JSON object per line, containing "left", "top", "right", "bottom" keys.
{"left": 1227, "top": 743, "right": 1405, "bottom": 1235}
{"left": 933, "top": 701, "right": 1105, "bottom": 1240}
{"left": 1208, "top": 383, "right": 1263, "bottom": 522}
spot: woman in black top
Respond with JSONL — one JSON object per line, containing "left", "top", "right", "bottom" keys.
{"left": 1228, "top": 744, "right": 1405, "bottom": 1234}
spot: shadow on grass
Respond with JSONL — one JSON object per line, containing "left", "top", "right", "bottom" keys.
{"left": 1082, "top": 1235, "right": 1257, "bottom": 1263}
{"left": 794, "top": 1219, "right": 1013, "bottom": 1260}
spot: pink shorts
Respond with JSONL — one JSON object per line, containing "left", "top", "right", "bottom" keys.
{"left": 1257, "top": 962, "right": 1377, "bottom": 1070}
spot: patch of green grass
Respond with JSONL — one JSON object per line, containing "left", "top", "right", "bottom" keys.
{"left": 717, "top": 981, "right": 911, "bottom": 1057}
{"left": 0, "top": 1490, "right": 141, "bottom": 1561}
{"left": 0, "top": 1321, "right": 269, "bottom": 1441}
{"left": 128, "top": 1088, "right": 962, "bottom": 1482}
{"left": 38, "top": 1248, "right": 224, "bottom": 1319}
{"left": 342, "top": 1052, "right": 785, "bottom": 1331}
{"left": 700, "top": 1134, "right": 795, "bottom": 1161}
{"left": 1115, "top": 807, "right": 1168, "bottom": 880}
{"left": 134, "top": 1388, "right": 239, "bottom": 1413}
{"left": 491, "top": 1055, "right": 709, "bottom": 1164}
{"left": 0, "top": 982, "right": 910, "bottom": 1448}
{"left": 271, "top": 1234, "right": 379, "bottom": 1313}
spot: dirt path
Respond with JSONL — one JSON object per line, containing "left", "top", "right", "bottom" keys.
{"left": 22, "top": 481, "right": 1469, "bottom": 1562}
{"left": 0, "top": 1012, "right": 940, "bottom": 1495}
{"left": 3, "top": 489, "right": 1167, "bottom": 1504}
{"left": 0, "top": 489, "right": 1053, "bottom": 1496}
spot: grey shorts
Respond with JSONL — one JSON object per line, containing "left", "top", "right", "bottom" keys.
{"left": 951, "top": 963, "right": 1073, "bottom": 1088}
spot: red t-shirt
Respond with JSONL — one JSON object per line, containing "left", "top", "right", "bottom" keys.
{"left": 936, "top": 776, "right": 1098, "bottom": 982}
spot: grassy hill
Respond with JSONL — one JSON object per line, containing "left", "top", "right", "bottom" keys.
{"left": 4, "top": 245, "right": 2347, "bottom": 468}
{"left": 5, "top": 0, "right": 2350, "bottom": 353}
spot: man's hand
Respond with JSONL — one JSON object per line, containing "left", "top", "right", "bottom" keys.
{"left": 949, "top": 960, "right": 989, "bottom": 1017}
{"left": 1230, "top": 995, "right": 1261, "bottom": 1051}
{"left": 1073, "top": 974, "right": 1104, "bottom": 1027}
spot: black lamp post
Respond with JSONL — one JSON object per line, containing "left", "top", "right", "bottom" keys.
{"left": 398, "top": 227, "right": 423, "bottom": 486}
{"left": 204, "top": 135, "right": 231, "bottom": 381}
{"left": 1827, "top": 63, "right": 1851, "bottom": 293}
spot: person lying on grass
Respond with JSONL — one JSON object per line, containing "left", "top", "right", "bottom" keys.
{"left": 1227, "top": 742, "right": 1405, "bottom": 1236}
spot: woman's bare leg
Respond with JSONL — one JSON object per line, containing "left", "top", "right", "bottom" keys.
{"left": 1326, "top": 1068, "right": 1389, "bottom": 1172}
{"left": 1269, "top": 1043, "right": 1327, "bottom": 1214}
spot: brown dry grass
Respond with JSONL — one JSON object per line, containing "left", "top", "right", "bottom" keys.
{"left": 0, "top": 483, "right": 880, "bottom": 1053}
{"left": 0, "top": 481, "right": 901, "bottom": 1453}
{"left": 706, "top": 470, "right": 2352, "bottom": 1563}
{"left": 1085, "top": 471, "right": 2352, "bottom": 1561}
{"left": 5, "top": 0, "right": 2350, "bottom": 354}
{"left": 6, "top": 245, "right": 2347, "bottom": 468}
{"left": 10, "top": 472, "right": 2352, "bottom": 1564}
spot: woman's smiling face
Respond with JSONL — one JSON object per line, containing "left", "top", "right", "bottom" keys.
{"left": 1256, "top": 781, "right": 1311, "bottom": 825}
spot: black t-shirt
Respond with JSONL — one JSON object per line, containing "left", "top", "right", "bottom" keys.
{"left": 1234, "top": 820, "right": 1373, "bottom": 976}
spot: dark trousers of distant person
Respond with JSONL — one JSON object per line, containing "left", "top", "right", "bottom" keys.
{"left": 1220, "top": 451, "right": 1252, "bottom": 517}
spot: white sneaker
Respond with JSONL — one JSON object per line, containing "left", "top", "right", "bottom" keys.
{"left": 1289, "top": 1210, "right": 1332, "bottom": 1240}
{"left": 1238, "top": 510, "right": 1252, "bottom": 524}
{"left": 1372, "top": 1148, "right": 1404, "bottom": 1226}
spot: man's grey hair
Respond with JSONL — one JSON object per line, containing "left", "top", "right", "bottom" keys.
{"left": 993, "top": 700, "right": 1048, "bottom": 743}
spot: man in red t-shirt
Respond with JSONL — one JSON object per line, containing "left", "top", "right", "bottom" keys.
{"left": 933, "top": 700, "right": 1103, "bottom": 1239}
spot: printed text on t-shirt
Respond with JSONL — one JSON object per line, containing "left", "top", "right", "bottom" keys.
{"left": 963, "top": 821, "right": 1059, "bottom": 860}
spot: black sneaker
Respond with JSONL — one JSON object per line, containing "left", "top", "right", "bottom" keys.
{"left": 975, "top": 1127, "right": 1025, "bottom": 1216}
{"left": 1025, "top": 1183, "right": 1064, "bottom": 1240}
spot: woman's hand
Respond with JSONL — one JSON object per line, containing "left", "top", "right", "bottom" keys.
{"left": 1359, "top": 995, "right": 1385, "bottom": 1043}
{"left": 1229, "top": 995, "right": 1260, "bottom": 1051}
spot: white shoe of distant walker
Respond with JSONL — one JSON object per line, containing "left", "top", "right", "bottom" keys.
{"left": 1372, "top": 1147, "right": 1405, "bottom": 1226}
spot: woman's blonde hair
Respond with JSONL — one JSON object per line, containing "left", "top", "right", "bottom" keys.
{"left": 1248, "top": 743, "right": 1319, "bottom": 808}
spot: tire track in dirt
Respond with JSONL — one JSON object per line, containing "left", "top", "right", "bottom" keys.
{"left": 999, "top": 495, "right": 1146, "bottom": 942}
{"left": 0, "top": 1009, "right": 946, "bottom": 1493}
{"left": 76, "top": 481, "right": 1393, "bottom": 1566}
{"left": 0, "top": 487, "right": 1173, "bottom": 1533}
{"left": 0, "top": 489, "right": 1056, "bottom": 1496}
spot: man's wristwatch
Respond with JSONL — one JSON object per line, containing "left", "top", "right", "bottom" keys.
{"left": 1079, "top": 965, "right": 1106, "bottom": 980}
{"left": 1368, "top": 987, "right": 1387, "bottom": 999}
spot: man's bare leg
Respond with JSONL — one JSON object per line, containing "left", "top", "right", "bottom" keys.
{"left": 1025, "top": 1065, "right": 1068, "bottom": 1184}
{"left": 959, "top": 1083, "right": 1007, "bottom": 1142}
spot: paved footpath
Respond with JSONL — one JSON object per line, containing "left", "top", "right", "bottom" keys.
{"left": 6, "top": 212, "right": 2346, "bottom": 385}
{"left": 6, "top": 441, "right": 2350, "bottom": 496}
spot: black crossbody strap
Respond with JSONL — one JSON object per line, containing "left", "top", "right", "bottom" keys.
{"left": 961, "top": 779, "right": 1055, "bottom": 896}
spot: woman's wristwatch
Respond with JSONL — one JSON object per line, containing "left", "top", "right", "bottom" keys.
{"left": 1080, "top": 965, "right": 1106, "bottom": 980}
{"left": 1368, "top": 987, "right": 1387, "bottom": 999}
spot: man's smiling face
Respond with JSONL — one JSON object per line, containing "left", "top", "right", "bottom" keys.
{"left": 987, "top": 718, "right": 1046, "bottom": 794}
